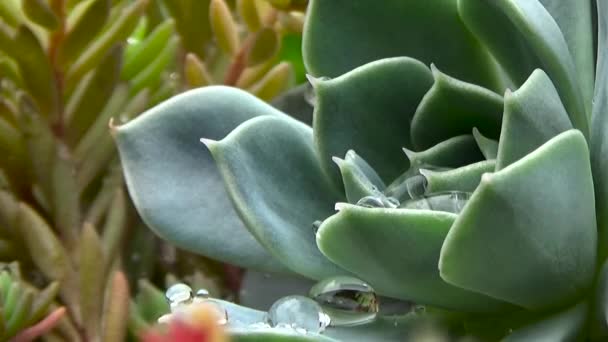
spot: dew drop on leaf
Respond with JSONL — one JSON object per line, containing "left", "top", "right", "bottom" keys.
{"left": 309, "top": 276, "right": 379, "bottom": 326}
{"left": 267, "top": 295, "right": 331, "bottom": 333}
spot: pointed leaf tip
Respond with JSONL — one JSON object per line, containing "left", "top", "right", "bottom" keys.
{"left": 200, "top": 138, "right": 218, "bottom": 149}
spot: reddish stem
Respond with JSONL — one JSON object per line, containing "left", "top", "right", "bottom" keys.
{"left": 12, "top": 307, "right": 67, "bottom": 342}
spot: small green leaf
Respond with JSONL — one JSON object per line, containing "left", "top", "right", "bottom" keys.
{"left": 74, "top": 84, "right": 129, "bottom": 163}
{"left": 129, "top": 35, "right": 179, "bottom": 96}
{"left": 22, "top": 0, "right": 59, "bottom": 30}
{"left": 247, "top": 28, "right": 280, "bottom": 67}
{"left": 18, "top": 93, "right": 56, "bottom": 206}
{"left": 5, "top": 287, "right": 33, "bottom": 338}
{"left": 51, "top": 144, "right": 80, "bottom": 249}
{"left": 184, "top": 52, "right": 213, "bottom": 87}
{"left": 208, "top": 115, "right": 345, "bottom": 279}
{"left": 67, "top": 0, "right": 148, "bottom": 85}
{"left": 422, "top": 160, "right": 495, "bottom": 194}
{"left": 411, "top": 65, "right": 503, "bottom": 150}
{"left": 237, "top": 0, "right": 262, "bottom": 31}
{"left": 317, "top": 204, "right": 513, "bottom": 312}
{"left": 121, "top": 19, "right": 175, "bottom": 81}
{"left": 101, "top": 272, "right": 129, "bottom": 342}
{"left": 80, "top": 223, "right": 105, "bottom": 340}
{"left": 30, "top": 281, "right": 60, "bottom": 323}
{"left": 163, "top": 0, "right": 212, "bottom": 59}
{"left": 333, "top": 150, "right": 386, "bottom": 203}
{"left": 61, "top": 0, "right": 110, "bottom": 67}
{"left": 210, "top": 0, "right": 240, "bottom": 56}
{"left": 249, "top": 62, "right": 293, "bottom": 101}
{"left": 405, "top": 135, "right": 484, "bottom": 169}
{"left": 65, "top": 45, "right": 122, "bottom": 145}
{"left": 115, "top": 87, "right": 286, "bottom": 272}
{"left": 16, "top": 203, "right": 69, "bottom": 282}
{"left": 102, "top": 189, "right": 127, "bottom": 273}
{"left": 472, "top": 127, "right": 498, "bottom": 160}
{"left": 313, "top": 57, "right": 433, "bottom": 185}
{"left": 496, "top": 69, "right": 572, "bottom": 170}
{"left": 11, "top": 26, "right": 57, "bottom": 115}
{"left": 440, "top": 130, "right": 596, "bottom": 310}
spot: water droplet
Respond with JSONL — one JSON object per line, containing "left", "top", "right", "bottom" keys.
{"left": 413, "top": 305, "right": 426, "bottom": 314}
{"left": 312, "top": 220, "right": 323, "bottom": 234}
{"left": 267, "top": 295, "right": 331, "bottom": 333}
{"left": 165, "top": 283, "right": 193, "bottom": 310}
{"left": 400, "top": 192, "right": 471, "bottom": 214}
{"left": 385, "top": 197, "right": 400, "bottom": 208}
{"left": 309, "top": 276, "right": 379, "bottom": 326}
{"left": 356, "top": 195, "right": 385, "bottom": 208}
{"left": 193, "top": 289, "right": 210, "bottom": 302}
{"left": 385, "top": 165, "right": 449, "bottom": 201}
{"left": 127, "top": 37, "right": 139, "bottom": 45}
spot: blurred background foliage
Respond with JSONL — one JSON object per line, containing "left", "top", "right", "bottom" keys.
{"left": 0, "top": 0, "right": 307, "bottom": 340}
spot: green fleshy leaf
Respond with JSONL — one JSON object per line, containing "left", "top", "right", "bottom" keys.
{"left": 303, "top": 0, "right": 502, "bottom": 90}
{"left": 207, "top": 115, "right": 346, "bottom": 280}
{"left": 162, "top": 0, "right": 212, "bottom": 59}
{"left": 230, "top": 330, "right": 338, "bottom": 342}
{"left": 121, "top": 18, "right": 175, "bottom": 80}
{"left": 458, "top": 0, "right": 589, "bottom": 136}
{"left": 538, "top": 0, "right": 594, "bottom": 109}
{"left": 313, "top": 57, "right": 433, "bottom": 185}
{"left": 410, "top": 65, "right": 503, "bottom": 150}
{"left": 421, "top": 160, "right": 495, "bottom": 194}
{"left": 503, "top": 301, "right": 587, "bottom": 341}
{"left": 22, "top": 0, "right": 59, "bottom": 30}
{"left": 334, "top": 150, "right": 386, "bottom": 204}
{"left": 440, "top": 130, "right": 596, "bottom": 310}
{"left": 317, "top": 204, "right": 513, "bottom": 312}
{"left": 405, "top": 135, "right": 484, "bottom": 169}
{"left": 214, "top": 299, "right": 448, "bottom": 342}
{"left": 472, "top": 128, "right": 498, "bottom": 160}
{"left": 59, "top": 0, "right": 110, "bottom": 68}
{"left": 590, "top": 0, "right": 608, "bottom": 261}
{"left": 65, "top": 45, "right": 121, "bottom": 145}
{"left": 115, "top": 87, "right": 286, "bottom": 273}
{"left": 496, "top": 69, "right": 572, "bottom": 170}
{"left": 10, "top": 26, "right": 57, "bottom": 116}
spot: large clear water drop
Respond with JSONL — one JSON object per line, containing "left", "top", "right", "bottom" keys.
{"left": 267, "top": 295, "right": 331, "bottom": 333}
{"left": 165, "top": 283, "right": 193, "bottom": 310}
{"left": 356, "top": 191, "right": 399, "bottom": 209}
{"left": 400, "top": 191, "right": 471, "bottom": 214}
{"left": 309, "top": 276, "right": 379, "bottom": 326}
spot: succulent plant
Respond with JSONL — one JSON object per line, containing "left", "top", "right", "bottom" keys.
{"left": 0, "top": 0, "right": 306, "bottom": 339}
{"left": 117, "top": 0, "right": 608, "bottom": 340}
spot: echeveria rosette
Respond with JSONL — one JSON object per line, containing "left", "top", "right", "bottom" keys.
{"left": 115, "top": 0, "right": 608, "bottom": 340}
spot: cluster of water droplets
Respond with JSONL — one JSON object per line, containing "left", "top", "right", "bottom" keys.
{"left": 160, "top": 283, "right": 227, "bottom": 325}
{"left": 347, "top": 165, "right": 473, "bottom": 214}
{"left": 161, "top": 274, "right": 421, "bottom": 336}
